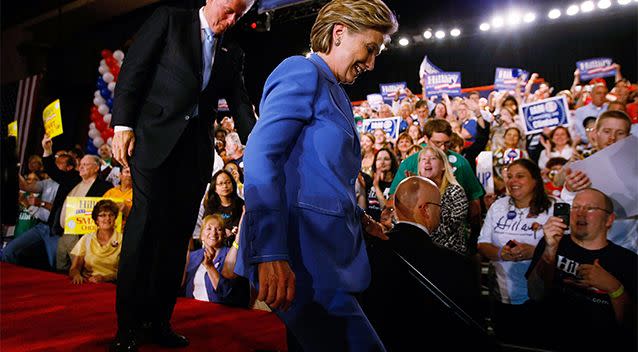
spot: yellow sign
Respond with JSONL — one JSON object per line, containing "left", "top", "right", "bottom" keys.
{"left": 64, "top": 197, "right": 123, "bottom": 235}
{"left": 8, "top": 121, "right": 17, "bottom": 137}
{"left": 43, "top": 99, "right": 63, "bottom": 138}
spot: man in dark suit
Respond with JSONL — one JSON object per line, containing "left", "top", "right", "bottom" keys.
{"left": 361, "top": 176, "right": 495, "bottom": 351}
{"left": 110, "top": 1, "right": 255, "bottom": 350}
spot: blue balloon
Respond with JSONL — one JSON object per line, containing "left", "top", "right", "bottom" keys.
{"left": 106, "top": 97, "right": 114, "bottom": 108}
{"left": 96, "top": 77, "right": 106, "bottom": 89}
{"left": 100, "top": 88, "right": 111, "bottom": 99}
{"left": 86, "top": 139, "right": 97, "bottom": 154}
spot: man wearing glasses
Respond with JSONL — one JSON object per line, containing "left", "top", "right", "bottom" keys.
{"left": 527, "top": 188, "right": 637, "bottom": 351}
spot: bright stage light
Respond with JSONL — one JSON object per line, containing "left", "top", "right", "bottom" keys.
{"left": 479, "top": 22, "right": 491, "bottom": 31}
{"left": 597, "top": 0, "right": 612, "bottom": 8}
{"left": 492, "top": 16, "right": 504, "bottom": 28}
{"left": 507, "top": 11, "right": 522, "bottom": 26}
{"left": 523, "top": 12, "right": 536, "bottom": 23}
{"left": 423, "top": 30, "right": 432, "bottom": 39}
{"left": 435, "top": 30, "right": 446, "bottom": 39}
{"left": 581, "top": 1, "right": 595, "bottom": 11}
{"left": 450, "top": 28, "right": 461, "bottom": 37}
{"left": 617, "top": 0, "right": 630, "bottom": 4}
{"left": 548, "top": 8, "right": 562, "bottom": 19}
{"left": 398, "top": 37, "right": 409, "bottom": 46}
{"left": 566, "top": 4, "right": 580, "bottom": 15}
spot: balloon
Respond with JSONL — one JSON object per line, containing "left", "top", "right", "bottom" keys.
{"left": 107, "top": 81, "right": 116, "bottom": 92}
{"left": 89, "top": 129, "right": 100, "bottom": 139}
{"left": 101, "top": 49, "right": 113, "bottom": 59}
{"left": 113, "top": 50, "right": 125, "bottom": 61}
{"left": 93, "top": 96, "right": 105, "bottom": 106}
{"left": 106, "top": 98, "right": 113, "bottom": 109}
{"left": 97, "top": 77, "right": 106, "bottom": 89}
{"left": 94, "top": 90, "right": 102, "bottom": 98}
{"left": 98, "top": 65, "right": 107, "bottom": 75}
{"left": 93, "top": 137, "right": 105, "bottom": 148}
{"left": 103, "top": 113, "right": 112, "bottom": 124}
{"left": 98, "top": 103, "right": 110, "bottom": 116}
{"left": 107, "top": 137, "right": 113, "bottom": 146}
{"left": 100, "top": 59, "right": 106, "bottom": 66}
{"left": 103, "top": 72, "right": 115, "bottom": 84}
{"left": 105, "top": 56, "right": 117, "bottom": 67}
{"left": 100, "top": 88, "right": 111, "bottom": 99}
{"left": 89, "top": 122, "right": 96, "bottom": 130}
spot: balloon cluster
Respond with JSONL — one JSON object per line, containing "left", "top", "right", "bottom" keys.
{"left": 86, "top": 49, "right": 125, "bottom": 154}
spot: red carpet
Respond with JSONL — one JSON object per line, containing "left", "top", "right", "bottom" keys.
{"left": 0, "top": 263, "right": 286, "bottom": 351}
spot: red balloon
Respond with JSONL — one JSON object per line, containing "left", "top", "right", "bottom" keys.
{"left": 96, "top": 120, "right": 106, "bottom": 131}
{"left": 101, "top": 49, "right": 113, "bottom": 59}
{"left": 105, "top": 57, "right": 117, "bottom": 67}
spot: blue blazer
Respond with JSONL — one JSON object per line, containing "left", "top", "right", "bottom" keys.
{"left": 236, "top": 53, "right": 370, "bottom": 292}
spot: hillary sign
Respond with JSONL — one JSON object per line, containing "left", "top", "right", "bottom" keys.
{"left": 361, "top": 117, "right": 402, "bottom": 140}
{"left": 576, "top": 57, "right": 616, "bottom": 80}
{"left": 425, "top": 72, "right": 461, "bottom": 97}
{"left": 520, "top": 96, "right": 570, "bottom": 135}
{"left": 379, "top": 82, "right": 407, "bottom": 103}
{"left": 494, "top": 67, "right": 528, "bottom": 91}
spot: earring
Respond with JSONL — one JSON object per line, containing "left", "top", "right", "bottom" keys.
{"left": 335, "top": 38, "right": 341, "bottom": 46}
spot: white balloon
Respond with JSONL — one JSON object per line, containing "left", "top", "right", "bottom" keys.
{"left": 103, "top": 72, "right": 115, "bottom": 84}
{"left": 98, "top": 103, "right": 110, "bottom": 115}
{"left": 101, "top": 64, "right": 110, "bottom": 72}
{"left": 100, "top": 59, "right": 106, "bottom": 66}
{"left": 107, "top": 137, "right": 113, "bottom": 146}
{"left": 98, "top": 66, "right": 107, "bottom": 75}
{"left": 108, "top": 81, "right": 116, "bottom": 92}
{"left": 94, "top": 90, "right": 102, "bottom": 97}
{"left": 89, "top": 129, "right": 100, "bottom": 139}
{"left": 93, "top": 137, "right": 105, "bottom": 148}
{"left": 89, "top": 122, "right": 96, "bottom": 130}
{"left": 113, "top": 50, "right": 125, "bottom": 61}
{"left": 93, "top": 96, "right": 105, "bottom": 106}
{"left": 103, "top": 113, "right": 112, "bottom": 124}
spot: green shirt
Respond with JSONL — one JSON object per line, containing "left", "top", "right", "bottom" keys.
{"left": 388, "top": 146, "right": 485, "bottom": 201}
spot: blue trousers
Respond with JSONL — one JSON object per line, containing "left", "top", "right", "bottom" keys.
{"left": 276, "top": 286, "right": 386, "bottom": 352}
{"left": 2, "top": 223, "right": 58, "bottom": 269}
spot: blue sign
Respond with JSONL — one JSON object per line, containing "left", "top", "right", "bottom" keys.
{"left": 419, "top": 55, "right": 443, "bottom": 79}
{"left": 577, "top": 57, "right": 616, "bottom": 80}
{"left": 520, "top": 96, "right": 570, "bottom": 135}
{"left": 379, "top": 82, "right": 407, "bottom": 104}
{"left": 361, "top": 117, "right": 402, "bottom": 140}
{"left": 494, "top": 67, "right": 528, "bottom": 91}
{"left": 425, "top": 72, "right": 461, "bottom": 97}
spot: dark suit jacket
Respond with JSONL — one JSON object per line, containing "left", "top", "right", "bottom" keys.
{"left": 361, "top": 222, "right": 495, "bottom": 351}
{"left": 43, "top": 155, "right": 113, "bottom": 236}
{"left": 112, "top": 7, "right": 254, "bottom": 178}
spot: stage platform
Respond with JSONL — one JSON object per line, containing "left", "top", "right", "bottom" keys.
{"left": 0, "top": 263, "right": 286, "bottom": 351}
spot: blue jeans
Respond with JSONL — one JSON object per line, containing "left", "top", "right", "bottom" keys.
{"left": 1, "top": 223, "right": 58, "bottom": 269}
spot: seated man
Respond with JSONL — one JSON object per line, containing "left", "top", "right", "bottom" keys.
{"left": 527, "top": 188, "right": 637, "bottom": 351}
{"left": 360, "top": 176, "right": 493, "bottom": 351}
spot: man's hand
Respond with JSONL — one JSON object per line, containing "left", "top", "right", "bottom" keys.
{"left": 573, "top": 259, "right": 622, "bottom": 293}
{"left": 257, "top": 260, "right": 295, "bottom": 311}
{"left": 42, "top": 134, "right": 53, "bottom": 157}
{"left": 564, "top": 167, "right": 591, "bottom": 192}
{"left": 543, "top": 216, "right": 568, "bottom": 250}
{"left": 112, "top": 130, "right": 136, "bottom": 168}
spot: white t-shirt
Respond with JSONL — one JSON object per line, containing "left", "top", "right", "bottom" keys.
{"left": 478, "top": 196, "right": 555, "bottom": 304}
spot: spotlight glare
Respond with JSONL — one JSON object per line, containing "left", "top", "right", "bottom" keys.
{"left": 523, "top": 12, "right": 536, "bottom": 23}
{"left": 479, "top": 22, "right": 491, "bottom": 31}
{"left": 566, "top": 4, "right": 580, "bottom": 15}
{"left": 450, "top": 28, "right": 461, "bottom": 37}
{"left": 618, "top": 0, "right": 631, "bottom": 5}
{"left": 548, "top": 9, "right": 562, "bottom": 19}
{"left": 581, "top": 1, "right": 595, "bottom": 11}
{"left": 398, "top": 37, "right": 409, "bottom": 46}
{"left": 435, "top": 30, "right": 446, "bottom": 39}
{"left": 507, "top": 11, "right": 521, "bottom": 26}
{"left": 492, "top": 16, "right": 504, "bottom": 28}
{"left": 423, "top": 30, "right": 432, "bottom": 39}
{"left": 597, "top": 0, "right": 612, "bottom": 8}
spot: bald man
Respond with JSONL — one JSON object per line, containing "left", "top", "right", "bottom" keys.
{"left": 360, "top": 177, "right": 489, "bottom": 350}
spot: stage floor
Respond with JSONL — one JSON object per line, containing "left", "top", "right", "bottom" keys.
{"left": 0, "top": 263, "right": 286, "bottom": 351}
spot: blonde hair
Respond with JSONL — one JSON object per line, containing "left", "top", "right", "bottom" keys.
{"left": 417, "top": 146, "right": 459, "bottom": 195}
{"left": 199, "top": 214, "right": 225, "bottom": 239}
{"left": 310, "top": 0, "right": 398, "bottom": 54}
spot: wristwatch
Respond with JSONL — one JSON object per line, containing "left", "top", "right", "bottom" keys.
{"left": 40, "top": 201, "right": 46, "bottom": 207}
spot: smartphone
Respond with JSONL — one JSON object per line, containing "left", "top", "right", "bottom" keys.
{"left": 506, "top": 240, "right": 517, "bottom": 248}
{"left": 554, "top": 203, "right": 571, "bottom": 225}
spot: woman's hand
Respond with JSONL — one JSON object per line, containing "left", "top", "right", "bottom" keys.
{"left": 202, "top": 246, "right": 216, "bottom": 270}
{"left": 373, "top": 170, "right": 382, "bottom": 188}
{"left": 70, "top": 273, "right": 84, "bottom": 285}
{"left": 508, "top": 240, "right": 535, "bottom": 261}
{"left": 88, "top": 275, "right": 105, "bottom": 283}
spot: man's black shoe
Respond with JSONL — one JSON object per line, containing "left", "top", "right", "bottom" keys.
{"left": 110, "top": 329, "right": 139, "bottom": 352}
{"left": 149, "top": 321, "right": 189, "bottom": 348}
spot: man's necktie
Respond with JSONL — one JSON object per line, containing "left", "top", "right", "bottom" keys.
{"left": 202, "top": 27, "right": 214, "bottom": 91}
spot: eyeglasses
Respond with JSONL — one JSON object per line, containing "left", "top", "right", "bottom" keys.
{"left": 572, "top": 205, "right": 611, "bottom": 214}
{"left": 585, "top": 127, "right": 595, "bottom": 132}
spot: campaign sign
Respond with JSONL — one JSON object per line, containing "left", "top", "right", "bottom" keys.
{"left": 419, "top": 55, "right": 443, "bottom": 79}
{"left": 64, "top": 197, "right": 123, "bottom": 235}
{"left": 494, "top": 67, "right": 528, "bottom": 91}
{"left": 367, "top": 93, "right": 384, "bottom": 111}
{"left": 577, "top": 58, "right": 616, "bottom": 81}
{"left": 476, "top": 151, "right": 494, "bottom": 194}
{"left": 43, "top": 99, "right": 63, "bottom": 138}
{"left": 8, "top": 121, "right": 17, "bottom": 137}
{"left": 425, "top": 72, "right": 461, "bottom": 97}
{"left": 520, "top": 96, "right": 570, "bottom": 135}
{"left": 379, "top": 82, "right": 407, "bottom": 104}
{"left": 361, "top": 117, "right": 402, "bottom": 140}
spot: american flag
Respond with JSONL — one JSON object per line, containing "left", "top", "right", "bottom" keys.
{"left": 1, "top": 74, "right": 42, "bottom": 174}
